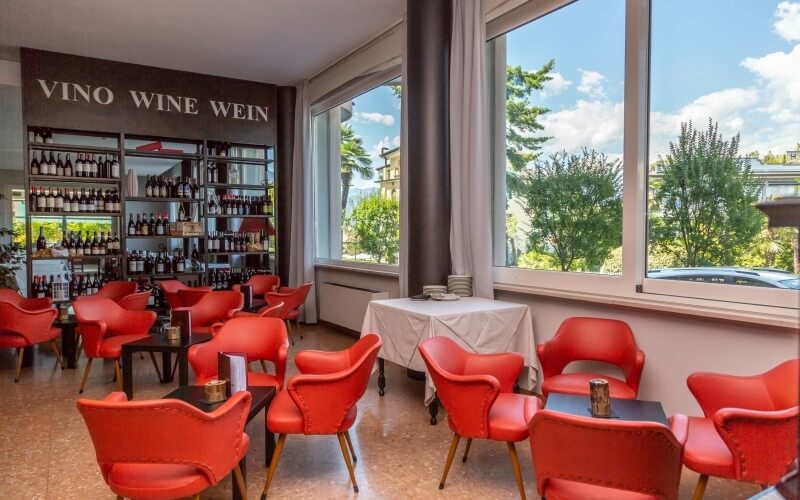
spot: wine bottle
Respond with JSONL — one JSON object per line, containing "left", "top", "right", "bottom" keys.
{"left": 36, "top": 227, "right": 47, "bottom": 250}
{"left": 111, "top": 155, "right": 120, "bottom": 179}
{"left": 30, "top": 152, "right": 40, "bottom": 175}
{"left": 76, "top": 153, "right": 84, "bottom": 177}
{"left": 64, "top": 154, "right": 73, "bottom": 176}
{"left": 54, "top": 188, "right": 64, "bottom": 212}
{"left": 56, "top": 153, "right": 64, "bottom": 176}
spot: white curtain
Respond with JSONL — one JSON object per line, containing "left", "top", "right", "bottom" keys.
{"left": 450, "top": 0, "right": 494, "bottom": 298}
{"left": 398, "top": 16, "right": 410, "bottom": 298}
{"left": 289, "top": 80, "right": 318, "bottom": 322}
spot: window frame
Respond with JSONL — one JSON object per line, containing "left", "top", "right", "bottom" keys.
{"left": 487, "top": 0, "right": 799, "bottom": 315}
{"left": 311, "top": 68, "right": 403, "bottom": 270}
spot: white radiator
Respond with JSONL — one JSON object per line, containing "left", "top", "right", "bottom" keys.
{"left": 319, "top": 282, "right": 390, "bottom": 332}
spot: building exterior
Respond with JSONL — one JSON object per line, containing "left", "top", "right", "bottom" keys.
{"left": 375, "top": 146, "right": 400, "bottom": 199}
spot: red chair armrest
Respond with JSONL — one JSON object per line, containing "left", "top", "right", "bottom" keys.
{"left": 623, "top": 349, "right": 646, "bottom": 395}
{"left": 275, "top": 343, "right": 288, "bottom": 389}
{"left": 669, "top": 413, "right": 689, "bottom": 446}
{"left": 294, "top": 349, "right": 350, "bottom": 375}
{"left": 78, "top": 320, "right": 108, "bottom": 357}
{"left": 432, "top": 373, "right": 501, "bottom": 439}
{"left": 463, "top": 352, "right": 524, "bottom": 393}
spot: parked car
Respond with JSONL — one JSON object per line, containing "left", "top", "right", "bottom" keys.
{"left": 648, "top": 267, "right": 800, "bottom": 289}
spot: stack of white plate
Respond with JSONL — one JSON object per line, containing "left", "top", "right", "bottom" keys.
{"left": 422, "top": 285, "right": 448, "bottom": 296}
{"left": 448, "top": 274, "right": 473, "bottom": 297}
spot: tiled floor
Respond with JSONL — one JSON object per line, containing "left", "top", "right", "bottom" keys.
{"left": 1, "top": 324, "right": 760, "bottom": 499}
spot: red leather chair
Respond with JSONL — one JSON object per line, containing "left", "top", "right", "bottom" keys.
{"left": 529, "top": 409, "right": 688, "bottom": 499}
{"left": 232, "top": 274, "right": 280, "bottom": 296}
{"left": 77, "top": 391, "right": 250, "bottom": 500}
{"left": 261, "top": 334, "right": 383, "bottom": 497}
{"left": 188, "top": 317, "right": 288, "bottom": 389}
{"left": 265, "top": 282, "right": 312, "bottom": 345}
{"left": 159, "top": 280, "right": 212, "bottom": 309}
{"left": 173, "top": 290, "right": 243, "bottom": 335}
{"left": 117, "top": 290, "right": 151, "bottom": 311}
{"left": 73, "top": 297, "right": 159, "bottom": 393}
{"left": 683, "top": 360, "right": 799, "bottom": 499}
{"left": 537, "top": 317, "right": 645, "bottom": 399}
{"left": 418, "top": 336, "right": 541, "bottom": 499}
{"left": 74, "top": 280, "right": 137, "bottom": 303}
{"left": 177, "top": 288, "right": 214, "bottom": 308}
{"left": 213, "top": 303, "right": 285, "bottom": 373}
{"left": 0, "top": 294, "right": 62, "bottom": 382}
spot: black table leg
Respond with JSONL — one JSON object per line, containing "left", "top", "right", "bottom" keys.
{"left": 61, "top": 324, "right": 77, "bottom": 369}
{"left": 233, "top": 457, "right": 246, "bottom": 500}
{"left": 429, "top": 395, "right": 439, "bottom": 425}
{"left": 265, "top": 431, "right": 276, "bottom": 467}
{"left": 122, "top": 347, "right": 133, "bottom": 399}
{"left": 162, "top": 352, "right": 173, "bottom": 383}
{"left": 21, "top": 346, "right": 33, "bottom": 368}
{"left": 178, "top": 351, "right": 189, "bottom": 387}
{"left": 378, "top": 357, "right": 385, "bottom": 396}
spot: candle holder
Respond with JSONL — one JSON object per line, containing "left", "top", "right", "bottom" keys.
{"left": 165, "top": 326, "right": 181, "bottom": 341}
{"left": 589, "top": 378, "right": 611, "bottom": 417}
{"left": 204, "top": 380, "right": 227, "bottom": 403}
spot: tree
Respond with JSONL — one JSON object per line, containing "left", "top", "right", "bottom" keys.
{"left": 345, "top": 195, "right": 400, "bottom": 264}
{"left": 340, "top": 123, "right": 373, "bottom": 213}
{"left": 518, "top": 149, "right": 622, "bottom": 272}
{"left": 649, "top": 119, "right": 762, "bottom": 267}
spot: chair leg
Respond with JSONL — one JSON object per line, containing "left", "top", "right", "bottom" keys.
{"left": 116, "top": 496, "right": 124, "bottom": 500}
{"left": 74, "top": 337, "right": 83, "bottom": 365}
{"left": 295, "top": 320, "right": 304, "bottom": 340}
{"left": 261, "top": 433, "right": 287, "bottom": 499}
{"left": 50, "top": 340, "right": 64, "bottom": 369}
{"left": 114, "top": 359, "right": 123, "bottom": 392}
{"left": 344, "top": 430, "right": 357, "bottom": 463}
{"left": 148, "top": 352, "right": 163, "bottom": 381}
{"left": 260, "top": 360, "right": 268, "bottom": 373}
{"left": 462, "top": 438, "right": 473, "bottom": 462}
{"left": 233, "top": 463, "right": 247, "bottom": 498}
{"left": 14, "top": 347, "right": 24, "bottom": 383}
{"left": 439, "top": 433, "right": 461, "bottom": 490}
{"left": 337, "top": 432, "right": 359, "bottom": 493}
{"left": 192, "top": 495, "right": 200, "bottom": 500}
{"left": 507, "top": 442, "right": 526, "bottom": 500}
{"left": 692, "top": 474, "right": 709, "bottom": 500}
{"left": 79, "top": 358, "right": 94, "bottom": 393}
{"left": 285, "top": 320, "right": 295, "bottom": 346}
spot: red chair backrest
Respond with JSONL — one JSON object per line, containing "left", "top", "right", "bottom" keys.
{"left": 74, "top": 297, "right": 156, "bottom": 337}
{"left": 117, "top": 290, "right": 150, "bottom": 311}
{"left": 529, "top": 409, "right": 684, "bottom": 499}
{"left": 233, "top": 274, "right": 280, "bottom": 296}
{"left": 188, "top": 317, "right": 288, "bottom": 386}
{"left": 177, "top": 288, "right": 212, "bottom": 307}
{"left": 0, "top": 300, "right": 58, "bottom": 344}
{"left": 0, "top": 288, "right": 52, "bottom": 310}
{"left": 77, "top": 391, "right": 251, "bottom": 486}
{"left": 257, "top": 302, "right": 284, "bottom": 318}
{"left": 94, "top": 281, "right": 138, "bottom": 302}
{"left": 159, "top": 280, "right": 190, "bottom": 309}
{"left": 266, "top": 282, "right": 312, "bottom": 319}
{"left": 179, "top": 291, "right": 243, "bottom": 327}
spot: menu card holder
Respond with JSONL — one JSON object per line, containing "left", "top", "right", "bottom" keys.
{"left": 218, "top": 352, "right": 248, "bottom": 397}
{"left": 170, "top": 309, "right": 192, "bottom": 339}
{"left": 241, "top": 285, "right": 254, "bottom": 308}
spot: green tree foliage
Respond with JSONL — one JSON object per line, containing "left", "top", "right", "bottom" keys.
{"left": 345, "top": 195, "right": 400, "bottom": 264}
{"left": 340, "top": 123, "right": 373, "bottom": 213}
{"left": 739, "top": 226, "right": 798, "bottom": 272}
{"left": 518, "top": 149, "right": 622, "bottom": 272}
{"left": 649, "top": 119, "right": 762, "bottom": 267}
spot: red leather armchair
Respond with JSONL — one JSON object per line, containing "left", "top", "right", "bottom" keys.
{"left": 418, "top": 336, "right": 541, "bottom": 499}
{"left": 117, "top": 290, "right": 151, "bottom": 311}
{"left": 232, "top": 274, "right": 280, "bottom": 296}
{"left": 261, "top": 334, "right": 382, "bottom": 497}
{"left": 188, "top": 317, "right": 288, "bottom": 389}
{"left": 77, "top": 391, "right": 250, "bottom": 500}
{"left": 0, "top": 293, "right": 62, "bottom": 382}
{"left": 173, "top": 290, "right": 243, "bottom": 335}
{"left": 537, "top": 317, "right": 645, "bottom": 399}
{"left": 233, "top": 301, "right": 284, "bottom": 319}
{"left": 73, "top": 297, "right": 158, "bottom": 393}
{"left": 74, "top": 280, "right": 137, "bottom": 303}
{"left": 529, "top": 409, "right": 688, "bottom": 499}
{"left": 683, "top": 360, "right": 799, "bottom": 499}
{"left": 265, "top": 282, "right": 312, "bottom": 345}
{"left": 159, "top": 280, "right": 212, "bottom": 309}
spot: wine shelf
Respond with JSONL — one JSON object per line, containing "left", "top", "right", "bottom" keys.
{"left": 124, "top": 149, "right": 201, "bottom": 160}
{"left": 204, "top": 183, "right": 272, "bottom": 190}
{"left": 29, "top": 143, "right": 120, "bottom": 154}
{"left": 32, "top": 255, "right": 122, "bottom": 261}
{"left": 126, "top": 234, "right": 204, "bottom": 239}
{"left": 29, "top": 175, "right": 122, "bottom": 184}
{"left": 206, "top": 214, "right": 273, "bottom": 219}
{"left": 206, "top": 251, "right": 273, "bottom": 256}
{"left": 207, "top": 155, "right": 272, "bottom": 165}
{"left": 128, "top": 271, "right": 205, "bottom": 279}
{"left": 126, "top": 197, "right": 203, "bottom": 203}
{"left": 30, "top": 211, "right": 122, "bottom": 217}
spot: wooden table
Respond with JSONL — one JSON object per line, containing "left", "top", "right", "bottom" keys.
{"left": 162, "top": 385, "right": 276, "bottom": 500}
{"left": 121, "top": 333, "right": 212, "bottom": 399}
{"left": 241, "top": 298, "right": 266, "bottom": 313}
{"left": 544, "top": 393, "right": 669, "bottom": 426}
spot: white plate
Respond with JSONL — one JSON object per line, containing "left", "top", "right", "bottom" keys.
{"left": 431, "top": 293, "right": 460, "bottom": 301}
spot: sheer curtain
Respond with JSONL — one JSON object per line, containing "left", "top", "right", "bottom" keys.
{"left": 450, "top": 0, "right": 494, "bottom": 298}
{"left": 288, "top": 80, "right": 318, "bottom": 322}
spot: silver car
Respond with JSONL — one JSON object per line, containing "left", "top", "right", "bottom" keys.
{"left": 648, "top": 267, "right": 800, "bottom": 289}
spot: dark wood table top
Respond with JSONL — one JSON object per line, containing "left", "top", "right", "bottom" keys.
{"left": 545, "top": 393, "right": 669, "bottom": 427}
{"left": 123, "top": 333, "right": 213, "bottom": 351}
{"left": 241, "top": 298, "right": 266, "bottom": 313}
{"left": 163, "top": 385, "right": 276, "bottom": 422}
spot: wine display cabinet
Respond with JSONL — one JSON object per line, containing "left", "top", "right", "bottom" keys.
{"left": 23, "top": 127, "right": 278, "bottom": 304}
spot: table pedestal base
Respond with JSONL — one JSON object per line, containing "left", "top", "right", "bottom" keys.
{"left": 378, "top": 358, "right": 385, "bottom": 396}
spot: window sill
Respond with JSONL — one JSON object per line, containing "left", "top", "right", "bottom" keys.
{"left": 314, "top": 260, "right": 399, "bottom": 278}
{"left": 493, "top": 282, "right": 800, "bottom": 331}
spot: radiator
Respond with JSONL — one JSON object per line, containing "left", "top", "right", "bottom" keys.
{"left": 319, "top": 282, "right": 390, "bottom": 332}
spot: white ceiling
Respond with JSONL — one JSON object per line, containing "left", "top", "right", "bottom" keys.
{"left": 0, "top": 0, "right": 404, "bottom": 84}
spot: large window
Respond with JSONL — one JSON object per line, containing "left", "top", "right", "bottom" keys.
{"left": 490, "top": 0, "right": 625, "bottom": 275}
{"left": 313, "top": 77, "right": 402, "bottom": 266}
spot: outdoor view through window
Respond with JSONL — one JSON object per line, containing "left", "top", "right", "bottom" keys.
{"left": 314, "top": 78, "right": 401, "bottom": 265}
{"left": 492, "top": 0, "right": 800, "bottom": 290}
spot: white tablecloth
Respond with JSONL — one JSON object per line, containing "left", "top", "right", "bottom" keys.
{"left": 360, "top": 297, "right": 539, "bottom": 405}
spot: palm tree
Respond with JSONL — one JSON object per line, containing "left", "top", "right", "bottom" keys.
{"left": 340, "top": 123, "right": 373, "bottom": 212}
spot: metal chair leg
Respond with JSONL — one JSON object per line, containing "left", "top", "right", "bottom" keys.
{"left": 344, "top": 430, "right": 357, "bottom": 463}
{"left": 692, "top": 474, "right": 709, "bottom": 500}
{"left": 50, "top": 340, "right": 64, "bottom": 369}
{"left": 507, "top": 442, "right": 526, "bottom": 500}
{"left": 337, "top": 433, "right": 359, "bottom": 493}
{"left": 260, "top": 360, "right": 269, "bottom": 373}
{"left": 439, "top": 433, "right": 461, "bottom": 489}
{"left": 285, "top": 320, "right": 295, "bottom": 346}
{"left": 114, "top": 359, "right": 123, "bottom": 392}
{"left": 295, "top": 319, "right": 304, "bottom": 339}
{"left": 261, "top": 433, "right": 286, "bottom": 499}
{"left": 462, "top": 438, "right": 473, "bottom": 462}
{"left": 14, "top": 347, "right": 24, "bottom": 382}
{"left": 79, "top": 357, "right": 94, "bottom": 393}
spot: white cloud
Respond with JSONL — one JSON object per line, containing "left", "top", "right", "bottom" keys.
{"left": 741, "top": 43, "right": 800, "bottom": 122}
{"left": 354, "top": 111, "right": 395, "bottom": 126}
{"left": 775, "top": 2, "right": 800, "bottom": 41}
{"left": 369, "top": 135, "right": 400, "bottom": 160}
{"left": 539, "top": 99, "right": 624, "bottom": 154}
{"left": 540, "top": 72, "right": 571, "bottom": 98}
{"left": 577, "top": 70, "right": 607, "bottom": 99}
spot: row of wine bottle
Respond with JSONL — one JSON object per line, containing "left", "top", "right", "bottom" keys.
{"left": 127, "top": 213, "right": 189, "bottom": 237}
{"left": 35, "top": 229, "right": 123, "bottom": 256}
{"left": 30, "top": 187, "right": 121, "bottom": 213}
{"left": 30, "top": 152, "right": 120, "bottom": 179}
{"left": 31, "top": 273, "right": 118, "bottom": 300}
{"left": 126, "top": 250, "right": 198, "bottom": 276}
{"left": 208, "top": 194, "right": 272, "bottom": 216}
{"left": 144, "top": 175, "right": 199, "bottom": 199}
{"left": 207, "top": 231, "right": 268, "bottom": 253}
